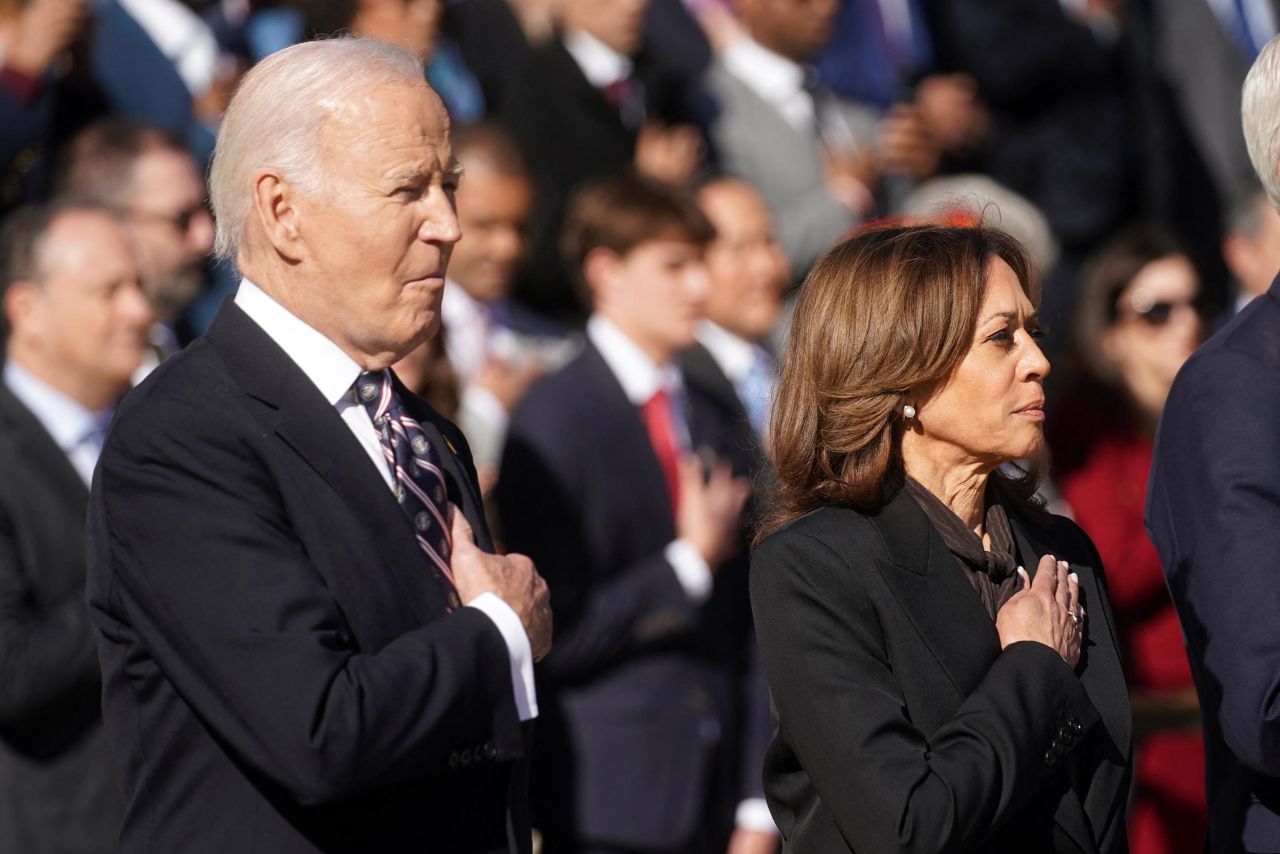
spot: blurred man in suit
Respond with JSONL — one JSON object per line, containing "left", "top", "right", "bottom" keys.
{"left": 0, "top": 201, "right": 152, "bottom": 853}
{"left": 499, "top": 0, "right": 703, "bottom": 322}
{"left": 685, "top": 177, "right": 788, "bottom": 452}
{"left": 58, "top": 120, "right": 215, "bottom": 365}
{"left": 498, "top": 172, "right": 772, "bottom": 854}
{"left": 1147, "top": 35, "right": 1280, "bottom": 853}
{"left": 86, "top": 38, "right": 551, "bottom": 853}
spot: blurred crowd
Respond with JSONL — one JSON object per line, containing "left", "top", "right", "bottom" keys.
{"left": 3, "top": 0, "right": 1278, "bottom": 851}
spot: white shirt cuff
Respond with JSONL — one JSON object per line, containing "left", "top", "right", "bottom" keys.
{"left": 735, "top": 798, "right": 777, "bottom": 833}
{"left": 466, "top": 592, "right": 538, "bottom": 721}
{"left": 665, "top": 539, "right": 712, "bottom": 604}
{"left": 461, "top": 384, "right": 510, "bottom": 433}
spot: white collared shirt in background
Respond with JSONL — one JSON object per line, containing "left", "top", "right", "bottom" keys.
{"left": 586, "top": 314, "right": 712, "bottom": 603}
{"left": 697, "top": 320, "right": 774, "bottom": 436}
{"left": 563, "top": 27, "right": 633, "bottom": 88}
{"left": 234, "top": 278, "right": 537, "bottom": 721}
{"left": 722, "top": 36, "right": 814, "bottom": 135}
{"left": 4, "top": 361, "right": 110, "bottom": 486}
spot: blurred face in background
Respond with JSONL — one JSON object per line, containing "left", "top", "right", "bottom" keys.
{"left": 352, "top": 0, "right": 442, "bottom": 61}
{"left": 1102, "top": 254, "right": 1203, "bottom": 419}
{"left": 128, "top": 146, "right": 214, "bottom": 323}
{"left": 1224, "top": 197, "right": 1280, "bottom": 303}
{"left": 559, "top": 0, "right": 648, "bottom": 56}
{"left": 588, "top": 236, "right": 709, "bottom": 364}
{"left": 5, "top": 211, "right": 153, "bottom": 408}
{"left": 698, "top": 180, "right": 787, "bottom": 342}
{"left": 448, "top": 162, "right": 533, "bottom": 303}
{"left": 738, "top": 0, "right": 839, "bottom": 63}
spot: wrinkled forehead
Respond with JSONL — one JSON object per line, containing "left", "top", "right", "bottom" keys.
{"left": 316, "top": 82, "right": 452, "bottom": 174}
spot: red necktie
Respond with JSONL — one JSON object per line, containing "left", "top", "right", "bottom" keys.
{"left": 640, "top": 388, "right": 681, "bottom": 515}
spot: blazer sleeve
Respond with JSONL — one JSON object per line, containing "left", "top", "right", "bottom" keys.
{"left": 750, "top": 525, "right": 1099, "bottom": 852}
{"left": 497, "top": 411, "right": 697, "bottom": 682}
{"left": 1147, "top": 345, "right": 1280, "bottom": 777}
{"left": 88, "top": 394, "right": 524, "bottom": 806}
{"left": 0, "top": 503, "right": 99, "bottom": 724}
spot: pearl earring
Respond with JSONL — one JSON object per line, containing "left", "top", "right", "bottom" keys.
{"left": 903, "top": 404, "right": 917, "bottom": 419}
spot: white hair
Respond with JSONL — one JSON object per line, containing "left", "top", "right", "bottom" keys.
{"left": 1243, "top": 35, "right": 1280, "bottom": 212}
{"left": 209, "top": 38, "right": 426, "bottom": 263}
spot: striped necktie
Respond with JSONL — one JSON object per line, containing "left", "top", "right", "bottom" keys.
{"left": 355, "top": 370, "right": 461, "bottom": 611}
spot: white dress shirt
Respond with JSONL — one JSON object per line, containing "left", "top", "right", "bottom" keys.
{"left": 235, "top": 278, "right": 537, "bottom": 721}
{"left": 587, "top": 315, "right": 712, "bottom": 603}
{"left": 117, "top": 0, "right": 220, "bottom": 96}
{"left": 696, "top": 320, "right": 774, "bottom": 436}
{"left": 4, "top": 361, "right": 110, "bottom": 486}
{"left": 722, "top": 36, "right": 815, "bottom": 135}
{"left": 563, "top": 27, "right": 633, "bottom": 89}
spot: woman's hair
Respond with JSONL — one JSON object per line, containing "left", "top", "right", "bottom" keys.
{"left": 1070, "top": 225, "right": 1190, "bottom": 390}
{"left": 758, "top": 224, "right": 1040, "bottom": 542}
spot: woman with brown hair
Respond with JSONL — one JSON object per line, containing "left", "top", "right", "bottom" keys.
{"left": 750, "top": 225, "right": 1131, "bottom": 852}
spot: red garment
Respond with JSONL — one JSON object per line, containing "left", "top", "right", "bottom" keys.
{"left": 1055, "top": 414, "right": 1206, "bottom": 854}
{"left": 639, "top": 389, "right": 680, "bottom": 515}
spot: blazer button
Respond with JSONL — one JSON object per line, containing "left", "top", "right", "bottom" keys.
{"left": 1070, "top": 718, "right": 1083, "bottom": 733}
{"left": 482, "top": 743, "right": 498, "bottom": 761}
{"left": 1044, "top": 750, "right": 1058, "bottom": 768}
{"left": 460, "top": 748, "right": 473, "bottom": 766}
{"left": 448, "top": 751, "right": 459, "bottom": 769}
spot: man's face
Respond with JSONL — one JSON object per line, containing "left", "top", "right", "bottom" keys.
{"left": 561, "top": 0, "right": 649, "bottom": 56}
{"left": 448, "top": 164, "right": 532, "bottom": 303}
{"left": 699, "top": 182, "right": 787, "bottom": 342}
{"left": 10, "top": 211, "right": 153, "bottom": 398}
{"left": 128, "top": 147, "right": 215, "bottom": 322}
{"left": 592, "top": 237, "right": 708, "bottom": 363}
{"left": 291, "top": 83, "right": 462, "bottom": 369}
{"left": 742, "top": 0, "right": 839, "bottom": 62}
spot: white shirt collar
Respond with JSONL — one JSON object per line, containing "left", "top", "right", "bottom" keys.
{"left": 587, "top": 314, "right": 680, "bottom": 405}
{"left": 234, "top": 278, "right": 364, "bottom": 406}
{"left": 3, "top": 359, "right": 103, "bottom": 453}
{"left": 722, "top": 35, "right": 807, "bottom": 108}
{"left": 696, "top": 320, "right": 763, "bottom": 385}
{"left": 563, "top": 27, "right": 634, "bottom": 89}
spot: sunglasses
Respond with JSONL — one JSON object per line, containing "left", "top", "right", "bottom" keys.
{"left": 1114, "top": 290, "right": 1201, "bottom": 328}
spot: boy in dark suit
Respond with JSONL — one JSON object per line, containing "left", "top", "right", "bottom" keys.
{"left": 497, "top": 171, "right": 773, "bottom": 854}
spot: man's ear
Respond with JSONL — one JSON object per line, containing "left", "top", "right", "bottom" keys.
{"left": 3, "top": 280, "right": 42, "bottom": 345}
{"left": 251, "top": 170, "right": 305, "bottom": 262}
{"left": 582, "top": 247, "right": 621, "bottom": 310}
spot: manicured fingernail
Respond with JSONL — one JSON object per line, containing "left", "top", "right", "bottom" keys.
{"left": 1017, "top": 566, "right": 1029, "bottom": 580}
{"left": 1069, "top": 572, "right": 1079, "bottom": 583}
{"left": 1058, "top": 560, "right": 1069, "bottom": 571}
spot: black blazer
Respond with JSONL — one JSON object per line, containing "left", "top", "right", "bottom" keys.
{"left": 751, "top": 485, "right": 1132, "bottom": 853}
{"left": 86, "top": 302, "right": 530, "bottom": 854}
{"left": 0, "top": 381, "right": 121, "bottom": 852}
{"left": 496, "top": 342, "right": 767, "bottom": 851}
{"left": 1146, "top": 277, "right": 1280, "bottom": 852}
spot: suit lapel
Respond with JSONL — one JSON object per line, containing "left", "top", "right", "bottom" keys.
{"left": 0, "top": 383, "right": 89, "bottom": 513}
{"left": 870, "top": 487, "right": 1002, "bottom": 698}
{"left": 206, "top": 303, "right": 443, "bottom": 624}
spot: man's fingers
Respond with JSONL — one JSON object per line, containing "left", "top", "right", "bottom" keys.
{"left": 449, "top": 503, "right": 476, "bottom": 551}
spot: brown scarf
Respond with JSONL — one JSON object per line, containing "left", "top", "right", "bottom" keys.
{"left": 903, "top": 477, "right": 1021, "bottom": 621}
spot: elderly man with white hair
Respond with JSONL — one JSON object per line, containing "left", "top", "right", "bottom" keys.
{"left": 85, "top": 37, "right": 551, "bottom": 854}
{"left": 1147, "top": 33, "right": 1280, "bottom": 854}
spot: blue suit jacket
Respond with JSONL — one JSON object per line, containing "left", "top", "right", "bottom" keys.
{"left": 1147, "top": 275, "right": 1280, "bottom": 852}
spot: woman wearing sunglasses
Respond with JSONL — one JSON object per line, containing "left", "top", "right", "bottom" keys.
{"left": 1049, "top": 226, "right": 1206, "bottom": 854}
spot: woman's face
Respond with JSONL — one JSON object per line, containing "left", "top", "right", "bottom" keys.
{"left": 1101, "top": 254, "right": 1202, "bottom": 419}
{"left": 911, "top": 257, "right": 1050, "bottom": 468}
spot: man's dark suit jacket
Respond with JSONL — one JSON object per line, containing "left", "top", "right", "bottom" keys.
{"left": 496, "top": 342, "right": 765, "bottom": 852}
{"left": 86, "top": 302, "right": 530, "bottom": 854}
{"left": 0, "top": 380, "right": 121, "bottom": 852}
{"left": 1147, "top": 276, "right": 1280, "bottom": 852}
{"left": 752, "top": 485, "right": 1132, "bottom": 852}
